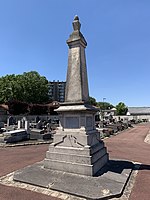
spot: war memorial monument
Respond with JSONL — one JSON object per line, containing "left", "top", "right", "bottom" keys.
{"left": 14, "top": 16, "right": 134, "bottom": 199}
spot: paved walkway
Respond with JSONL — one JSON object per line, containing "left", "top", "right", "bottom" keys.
{"left": 105, "top": 123, "right": 150, "bottom": 200}
{"left": 0, "top": 123, "right": 150, "bottom": 200}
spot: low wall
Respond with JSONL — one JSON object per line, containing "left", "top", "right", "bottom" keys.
{"left": 113, "top": 115, "right": 150, "bottom": 121}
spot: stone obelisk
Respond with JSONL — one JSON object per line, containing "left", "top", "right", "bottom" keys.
{"left": 65, "top": 15, "right": 89, "bottom": 103}
{"left": 44, "top": 16, "right": 108, "bottom": 176}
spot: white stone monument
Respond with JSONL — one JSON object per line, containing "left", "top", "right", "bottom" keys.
{"left": 44, "top": 16, "right": 108, "bottom": 176}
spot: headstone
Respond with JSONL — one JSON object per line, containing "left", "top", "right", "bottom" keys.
{"left": 35, "top": 116, "right": 40, "bottom": 123}
{"left": 46, "top": 123, "right": 51, "bottom": 132}
{"left": 17, "top": 120, "right": 22, "bottom": 129}
{"left": 25, "top": 120, "right": 30, "bottom": 133}
{"left": 21, "top": 117, "right": 27, "bottom": 128}
{"left": 7, "top": 116, "right": 14, "bottom": 126}
{"left": 0, "top": 122, "right": 4, "bottom": 128}
{"left": 44, "top": 16, "right": 109, "bottom": 176}
{"left": 36, "top": 120, "right": 42, "bottom": 129}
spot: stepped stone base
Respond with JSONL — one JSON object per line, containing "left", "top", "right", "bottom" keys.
{"left": 44, "top": 129, "right": 108, "bottom": 176}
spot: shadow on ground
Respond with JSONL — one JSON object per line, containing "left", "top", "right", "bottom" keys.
{"left": 96, "top": 160, "right": 134, "bottom": 176}
{"left": 96, "top": 160, "right": 150, "bottom": 177}
{"left": 139, "top": 164, "right": 150, "bottom": 170}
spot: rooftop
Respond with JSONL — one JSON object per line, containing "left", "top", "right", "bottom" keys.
{"left": 128, "top": 107, "right": 150, "bottom": 115}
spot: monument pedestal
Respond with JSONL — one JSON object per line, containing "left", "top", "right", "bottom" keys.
{"left": 44, "top": 103, "right": 109, "bottom": 176}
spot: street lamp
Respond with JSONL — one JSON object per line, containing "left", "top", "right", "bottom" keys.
{"left": 103, "top": 98, "right": 106, "bottom": 107}
{"left": 102, "top": 98, "right": 106, "bottom": 119}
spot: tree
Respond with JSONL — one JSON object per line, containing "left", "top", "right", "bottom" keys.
{"left": 96, "top": 102, "right": 114, "bottom": 110}
{"left": 0, "top": 71, "right": 49, "bottom": 104}
{"left": 89, "top": 96, "right": 97, "bottom": 106}
{"left": 88, "top": 96, "right": 114, "bottom": 110}
{"left": 116, "top": 102, "right": 128, "bottom": 115}
{"left": 0, "top": 74, "right": 16, "bottom": 103}
{"left": 19, "top": 71, "right": 49, "bottom": 103}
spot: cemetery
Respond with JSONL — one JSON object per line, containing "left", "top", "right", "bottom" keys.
{"left": 0, "top": 115, "right": 59, "bottom": 144}
{"left": 0, "top": 100, "right": 60, "bottom": 144}
{"left": 0, "top": 99, "right": 136, "bottom": 145}
{"left": 0, "top": 94, "right": 141, "bottom": 145}
{"left": 0, "top": 0, "right": 150, "bottom": 199}
{"left": 0, "top": 15, "right": 149, "bottom": 200}
{"left": 0, "top": 109, "right": 134, "bottom": 144}
{"left": 9, "top": 15, "right": 138, "bottom": 199}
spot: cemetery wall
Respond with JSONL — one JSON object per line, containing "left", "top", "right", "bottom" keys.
{"left": 113, "top": 115, "right": 150, "bottom": 121}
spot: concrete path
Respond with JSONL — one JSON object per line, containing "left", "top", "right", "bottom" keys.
{"left": 0, "top": 123, "right": 150, "bottom": 200}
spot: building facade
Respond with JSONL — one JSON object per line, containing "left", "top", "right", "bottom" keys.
{"left": 48, "top": 81, "right": 66, "bottom": 102}
{"left": 113, "top": 107, "right": 150, "bottom": 122}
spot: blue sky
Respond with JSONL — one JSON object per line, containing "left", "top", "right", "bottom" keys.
{"left": 0, "top": 0, "right": 150, "bottom": 106}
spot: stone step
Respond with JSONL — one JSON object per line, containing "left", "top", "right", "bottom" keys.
{"left": 48, "top": 141, "right": 105, "bottom": 156}
{"left": 45, "top": 147, "right": 107, "bottom": 165}
{"left": 44, "top": 153, "right": 108, "bottom": 176}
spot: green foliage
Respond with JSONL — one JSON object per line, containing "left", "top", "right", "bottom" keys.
{"left": 89, "top": 96, "right": 114, "bottom": 110}
{"left": 116, "top": 102, "right": 128, "bottom": 115}
{"left": 96, "top": 102, "right": 114, "bottom": 110}
{"left": 89, "top": 96, "right": 97, "bottom": 106}
{"left": 0, "top": 71, "right": 49, "bottom": 104}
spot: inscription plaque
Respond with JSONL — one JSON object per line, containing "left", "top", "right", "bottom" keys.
{"left": 65, "top": 117, "right": 79, "bottom": 128}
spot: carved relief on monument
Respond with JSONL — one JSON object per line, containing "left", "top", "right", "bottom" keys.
{"left": 54, "top": 134, "right": 84, "bottom": 148}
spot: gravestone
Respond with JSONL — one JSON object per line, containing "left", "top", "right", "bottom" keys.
{"left": 46, "top": 122, "right": 51, "bottom": 132}
{"left": 44, "top": 16, "right": 109, "bottom": 176}
{"left": 25, "top": 120, "right": 30, "bottom": 133}
{"left": 35, "top": 116, "right": 40, "bottom": 123}
{"left": 18, "top": 120, "right": 22, "bottom": 129}
{"left": 0, "top": 122, "right": 4, "bottom": 128}
{"left": 7, "top": 116, "right": 14, "bottom": 126}
{"left": 36, "top": 120, "right": 42, "bottom": 129}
